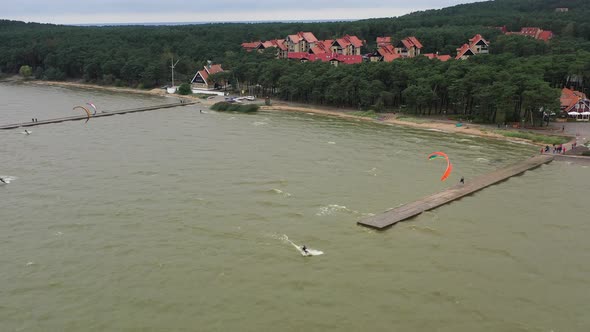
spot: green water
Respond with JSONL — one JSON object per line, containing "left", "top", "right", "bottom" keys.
{"left": 1, "top": 83, "right": 589, "bottom": 331}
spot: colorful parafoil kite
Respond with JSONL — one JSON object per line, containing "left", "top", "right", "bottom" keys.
{"left": 428, "top": 152, "right": 452, "bottom": 181}
{"left": 86, "top": 102, "right": 97, "bottom": 116}
{"left": 73, "top": 106, "right": 92, "bottom": 123}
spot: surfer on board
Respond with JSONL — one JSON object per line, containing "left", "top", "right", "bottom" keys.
{"left": 302, "top": 245, "right": 308, "bottom": 254}
{"left": 0, "top": 177, "right": 6, "bottom": 184}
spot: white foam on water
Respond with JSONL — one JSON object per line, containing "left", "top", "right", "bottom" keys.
{"left": 253, "top": 121, "right": 267, "bottom": 126}
{"left": 270, "top": 188, "right": 291, "bottom": 197}
{"left": 427, "top": 128, "right": 449, "bottom": 133}
{"left": 316, "top": 204, "right": 357, "bottom": 216}
{"left": 475, "top": 158, "right": 490, "bottom": 163}
{"left": 0, "top": 176, "right": 17, "bottom": 184}
{"left": 26, "top": 262, "right": 34, "bottom": 266}
{"left": 458, "top": 138, "right": 473, "bottom": 142}
{"left": 507, "top": 140, "right": 534, "bottom": 146}
{"left": 281, "top": 235, "right": 323, "bottom": 257}
{"left": 327, "top": 141, "right": 336, "bottom": 144}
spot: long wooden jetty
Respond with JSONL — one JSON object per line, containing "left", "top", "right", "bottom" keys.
{"left": 358, "top": 154, "right": 554, "bottom": 230}
{"left": 0, "top": 101, "right": 196, "bottom": 130}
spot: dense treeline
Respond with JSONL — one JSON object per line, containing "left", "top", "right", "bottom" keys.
{"left": 1, "top": 0, "right": 590, "bottom": 124}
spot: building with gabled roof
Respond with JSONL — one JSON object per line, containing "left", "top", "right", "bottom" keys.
{"left": 287, "top": 52, "right": 362, "bottom": 66}
{"left": 191, "top": 63, "right": 225, "bottom": 90}
{"left": 330, "top": 35, "right": 364, "bottom": 55}
{"left": 504, "top": 27, "right": 554, "bottom": 42}
{"left": 468, "top": 34, "right": 490, "bottom": 54}
{"left": 422, "top": 53, "right": 452, "bottom": 61}
{"left": 456, "top": 43, "right": 476, "bottom": 60}
{"left": 241, "top": 41, "right": 262, "bottom": 52}
{"left": 561, "top": 87, "right": 590, "bottom": 113}
{"left": 456, "top": 34, "right": 490, "bottom": 60}
{"left": 376, "top": 36, "right": 392, "bottom": 47}
{"left": 394, "top": 36, "right": 423, "bottom": 58}
{"left": 286, "top": 31, "right": 319, "bottom": 53}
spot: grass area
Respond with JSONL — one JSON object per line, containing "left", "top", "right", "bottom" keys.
{"left": 350, "top": 110, "right": 379, "bottom": 119}
{"left": 494, "top": 130, "right": 570, "bottom": 145}
{"left": 193, "top": 93, "right": 213, "bottom": 99}
{"left": 210, "top": 101, "right": 259, "bottom": 113}
{"left": 395, "top": 115, "right": 429, "bottom": 124}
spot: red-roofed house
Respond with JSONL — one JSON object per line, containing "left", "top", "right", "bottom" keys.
{"left": 504, "top": 27, "right": 554, "bottom": 42}
{"left": 286, "top": 31, "right": 319, "bottom": 53}
{"left": 241, "top": 39, "right": 288, "bottom": 58}
{"left": 422, "top": 53, "right": 452, "bottom": 61}
{"left": 394, "top": 37, "right": 423, "bottom": 58}
{"left": 376, "top": 36, "right": 392, "bottom": 47}
{"left": 191, "top": 63, "right": 225, "bottom": 90}
{"left": 377, "top": 44, "right": 402, "bottom": 62}
{"left": 456, "top": 43, "right": 476, "bottom": 60}
{"left": 288, "top": 52, "right": 362, "bottom": 66}
{"left": 468, "top": 34, "right": 490, "bottom": 54}
{"left": 561, "top": 88, "right": 590, "bottom": 114}
{"left": 455, "top": 34, "right": 490, "bottom": 60}
{"left": 241, "top": 41, "right": 262, "bottom": 52}
{"left": 330, "top": 35, "right": 364, "bottom": 55}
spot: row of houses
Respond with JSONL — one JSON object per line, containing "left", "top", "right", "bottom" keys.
{"left": 497, "top": 26, "right": 554, "bottom": 42}
{"left": 242, "top": 32, "right": 365, "bottom": 65}
{"left": 242, "top": 31, "right": 491, "bottom": 66}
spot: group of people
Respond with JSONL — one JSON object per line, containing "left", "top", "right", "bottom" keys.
{"left": 543, "top": 144, "right": 568, "bottom": 154}
{"left": 30, "top": 118, "right": 38, "bottom": 122}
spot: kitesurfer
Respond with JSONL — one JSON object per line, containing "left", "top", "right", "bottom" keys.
{"left": 0, "top": 177, "right": 6, "bottom": 184}
{"left": 460, "top": 176, "right": 464, "bottom": 184}
{"left": 302, "top": 245, "right": 308, "bottom": 254}
{"left": 24, "top": 130, "right": 30, "bottom": 135}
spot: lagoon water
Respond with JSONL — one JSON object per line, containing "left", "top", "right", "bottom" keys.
{"left": 1, "top": 83, "right": 589, "bottom": 331}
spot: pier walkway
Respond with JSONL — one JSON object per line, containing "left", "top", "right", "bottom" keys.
{"left": 358, "top": 154, "right": 554, "bottom": 230}
{"left": 0, "top": 101, "right": 196, "bottom": 130}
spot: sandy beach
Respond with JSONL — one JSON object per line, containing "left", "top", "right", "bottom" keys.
{"left": 21, "top": 79, "right": 572, "bottom": 146}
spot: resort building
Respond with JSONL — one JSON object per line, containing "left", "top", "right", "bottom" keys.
{"left": 191, "top": 63, "right": 226, "bottom": 90}
{"left": 371, "top": 36, "right": 423, "bottom": 62}
{"left": 422, "top": 53, "right": 452, "bottom": 61}
{"left": 394, "top": 37, "right": 423, "bottom": 58}
{"left": 561, "top": 87, "right": 590, "bottom": 121}
{"left": 241, "top": 39, "right": 288, "bottom": 58}
{"left": 241, "top": 31, "right": 365, "bottom": 65}
{"left": 456, "top": 34, "right": 490, "bottom": 60}
{"left": 286, "top": 32, "right": 319, "bottom": 53}
{"left": 376, "top": 36, "right": 392, "bottom": 47}
{"left": 502, "top": 26, "right": 554, "bottom": 42}
{"left": 287, "top": 52, "right": 363, "bottom": 66}
{"left": 330, "top": 35, "right": 364, "bottom": 55}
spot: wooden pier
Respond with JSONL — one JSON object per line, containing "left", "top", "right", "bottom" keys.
{"left": 0, "top": 101, "right": 196, "bottom": 130}
{"left": 358, "top": 154, "right": 554, "bottom": 230}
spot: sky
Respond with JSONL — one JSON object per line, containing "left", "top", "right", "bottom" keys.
{"left": 1, "top": 0, "right": 487, "bottom": 25}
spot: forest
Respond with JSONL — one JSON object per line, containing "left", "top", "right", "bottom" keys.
{"left": 1, "top": 0, "right": 590, "bottom": 124}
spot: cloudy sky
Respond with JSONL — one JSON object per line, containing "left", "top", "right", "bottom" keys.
{"left": 2, "top": 0, "right": 486, "bottom": 25}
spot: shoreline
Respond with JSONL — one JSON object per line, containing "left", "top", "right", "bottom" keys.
{"left": 16, "top": 79, "right": 571, "bottom": 147}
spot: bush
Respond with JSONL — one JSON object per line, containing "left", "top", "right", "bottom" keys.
{"left": 582, "top": 151, "right": 590, "bottom": 157}
{"left": 178, "top": 83, "right": 192, "bottom": 95}
{"left": 43, "top": 67, "right": 65, "bottom": 81}
{"left": 210, "top": 102, "right": 259, "bottom": 113}
{"left": 19, "top": 65, "right": 32, "bottom": 78}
